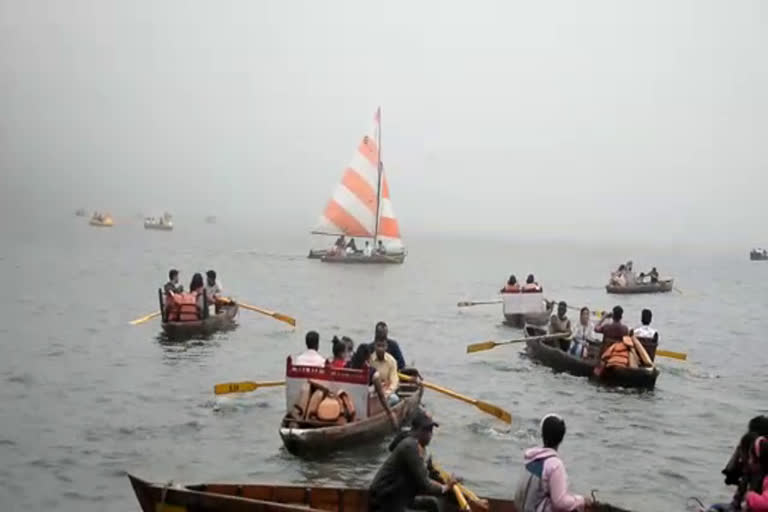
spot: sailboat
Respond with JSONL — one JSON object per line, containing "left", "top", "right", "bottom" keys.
{"left": 309, "top": 108, "right": 406, "bottom": 264}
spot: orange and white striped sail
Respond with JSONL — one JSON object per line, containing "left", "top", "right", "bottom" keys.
{"left": 313, "top": 108, "right": 403, "bottom": 247}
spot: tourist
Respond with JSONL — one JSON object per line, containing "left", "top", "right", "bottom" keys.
{"left": 329, "top": 336, "right": 347, "bottom": 369}
{"left": 369, "top": 321, "right": 406, "bottom": 370}
{"left": 632, "top": 309, "right": 659, "bottom": 344}
{"left": 164, "top": 269, "right": 183, "bottom": 295}
{"left": 377, "top": 240, "right": 386, "bottom": 255}
{"left": 346, "top": 238, "right": 358, "bottom": 254}
{"left": 363, "top": 240, "right": 373, "bottom": 257}
{"left": 342, "top": 336, "right": 354, "bottom": 361}
{"left": 204, "top": 270, "right": 223, "bottom": 311}
{"left": 370, "top": 338, "right": 399, "bottom": 405}
{"left": 189, "top": 272, "right": 207, "bottom": 318}
{"left": 745, "top": 437, "right": 768, "bottom": 511}
{"left": 721, "top": 416, "right": 768, "bottom": 511}
{"left": 368, "top": 409, "right": 457, "bottom": 512}
{"left": 569, "top": 307, "right": 597, "bottom": 358}
{"left": 594, "top": 306, "right": 629, "bottom": 352}
{"left": 523, "top": 274, "right": 541, "bottom": 292}
{"left": 549, "top": 301, "right": 572, "bottom": 351}
{"left": 295, "top": 331, "right": 326, "bottom": 367}
{"left": 500, "top": 275, "right": 520, "bottom": 293}
{"left": 515, "top": 414, "right": 589, "bottom": 512}
{"left": 345, "top": 344, "right": 397, "bottom": 428}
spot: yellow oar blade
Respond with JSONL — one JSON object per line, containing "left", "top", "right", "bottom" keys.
{"left": 214, "top": 380, "right": 285, "bottom": 395}
{"left": 657, "top": 349, "right": 687, "bottom": 361}
{"left": 273, "top": 312, "right": 297, "bottom": 327}
{"left": 466, "top": 341, "right": 498, "bottom": 353}
{"left": 476, "top": 400, "right": 512, "bottom": 424}
{"left": 130, "top": 311, "right": 161, "bottom": 325}
{"left": 239, "top": 302, "right": 296, "bottom": 327}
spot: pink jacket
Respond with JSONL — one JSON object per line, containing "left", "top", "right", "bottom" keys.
{"left": 523, "top": 447, "right": 585, "bottom": 512}
{"left": 747, "top": 476, "right": 768, "bottom": 511}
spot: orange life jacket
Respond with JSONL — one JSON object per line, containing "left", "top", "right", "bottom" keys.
{"left": 522, "top": 283, "right": 541, "bottom": 292}
{"left": 601, "top": 337, "right": 635, "bottom": 368}
{"left": 171, "top": 292, "right": 201, "bottom": 322}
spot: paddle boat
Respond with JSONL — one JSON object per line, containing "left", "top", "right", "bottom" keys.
{"left": 159, "top": 289, "right": 238, "bottom": 339}
{"left": 89, "top": 213, "right": 114, "bottom": 227}
{"left": 279, "top": 359, "right": 422, "bottom": 456}
{"left": 524, "top": 326, "right": 659, "bottom": 390}
{"left": 501, "top": 289, "right": 552, "bottom": 328}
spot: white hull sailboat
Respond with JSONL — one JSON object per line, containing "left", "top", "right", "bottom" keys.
{"left": 309, "top": 108, "right": 405, "bottom": 264}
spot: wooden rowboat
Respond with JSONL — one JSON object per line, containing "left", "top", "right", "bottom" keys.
{"left": 279, "top": 375, "right": 423, "bottom": 456}
{"left": 128, "top": 473, "right": 516, "bottom": 512}
{"left": 751, "top": 249, "right": 768, "bottom": 261}
{"left": 161, "top": 303, "right": 238, "bottom": 339}
{"left": 524, "top": 326, "right": 659, "bottom": 390}
{"left": 320, "top": 252, "right": 405, "bottom": 265}
{"left": 605, "top": 279, "right": 673, "bottom": 294}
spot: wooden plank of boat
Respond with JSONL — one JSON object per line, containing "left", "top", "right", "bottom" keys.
{"left": 279, "top": 382, "right": 423, "bottom": 456}
{"left": 605, "top": 279, "right": 674, "bottom": 294}
{"left": 128, "top": 473, "right": 518, "bottom": 512}
{"left": 319, "top": 252, "right": 405, "bottom": 264}
{"left": 524, "top": 326, "right": 659, "bottom": 390}
{"left": 307, "top": 249, "right": 327, "bottom": 259}
{"left": 161, "top": 304, "right": 239, "bottom": 339}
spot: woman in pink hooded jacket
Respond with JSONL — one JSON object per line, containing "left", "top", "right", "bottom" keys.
{"left": 746, "top": 437, "right": 768, "bottom": 511}
{"left": 515, "top": 414, "right": 590, "bottom": 512}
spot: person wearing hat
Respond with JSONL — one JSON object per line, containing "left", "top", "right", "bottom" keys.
{"left": 204, "top": 270, "right": 223, "bottom": 313}
{"left": 368, "top": 410, "right": 457, "bottom": 512}
{"left": 515, "top": 414, "right": 590, "bottom": 512}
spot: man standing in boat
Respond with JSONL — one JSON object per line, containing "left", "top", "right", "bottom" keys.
{"left": 369, "top": 321, "right": 406, "bottom": 370}
{"left": 368, "top": 410, "right": 457, "bottom": 512}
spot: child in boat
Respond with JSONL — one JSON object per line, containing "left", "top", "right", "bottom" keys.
{"left": 515, "top": 414, "right": 590, "bottom": 512}
{"left": 329, "top": 336, "right": 347, "bottom": 369}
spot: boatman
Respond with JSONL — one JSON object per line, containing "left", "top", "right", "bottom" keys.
{"left": 369, "top": 321, "right": 406, "bottom": 370}
{"left": 594, "top": 305, "right": 629, "bottom": 354}
{"left": 368, "top": 409, "right": 458, "bottom": 512}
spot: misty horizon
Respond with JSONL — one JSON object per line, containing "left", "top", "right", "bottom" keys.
{"left": 1, "top": 1, "right": 766, "bottom": 246}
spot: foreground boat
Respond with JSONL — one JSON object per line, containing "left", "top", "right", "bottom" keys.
{"left": 279, "top": 360, "right": 422, "bottom": 456}
{"left": 605, "top": 279, "right": 673, "bottom": 294}
{"left": 524, "top": 326, "right": 659, "bottom": 390}
{"left": 309, "top": 108, "right": 406, "bottom": 265}
{"left": 129, "top": 474, "right": 516, "bottom": 512}
{"left": 161, "top": 302, "right": 238, "bottom": 338}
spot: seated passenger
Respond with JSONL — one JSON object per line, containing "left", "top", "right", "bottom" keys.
{"left": 523, "top": 274, "right": 542, "bottom": 292}
{"left": 346, "top": 344, "right": 397, "bottom": 427}
{"left": 370, "top": 338, "right": 400, "bottom": 406}
{"left": 549, "top": 301, "right": 572, "bottom": 351}
{"left": 329, "top": 336, "right": 348, "bottom": 369}
{"left": 594, "top": 305, "right": 629, "bottom": 352}
{"left": 633, "top": 308, "right": 659, "bottom": 344}
{"left": 569, "top": 307, "right": 598, "bottom": 358}
{"left": 500, "top": 274, "right": 521, "bottom": 293}
{"left": 346, "top": 238, "right": 358, "bottom": 254}
{"left": 295, "top": 331, "right": 326, "bottom": 367}
{"left": 746, "top": 437, "right": 768, "bottom": 511}
{"left": 363, "top": 241, "right": 373, "bottom": 257}
{"left": 377, "top": 240, "right": 386, "bottom": 255}
{"left": 204, "top": 270, "right": 223, "bottom": 313}
{"left": 342, "top": 336, "right": 354, "bottom": 362}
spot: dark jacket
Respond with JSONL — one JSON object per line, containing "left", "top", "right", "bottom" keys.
{"left": 369, "top": 338, "right": 406, "bottom": 370}
{"left": 368, "top": 436, "right": 443, "bottom": 512}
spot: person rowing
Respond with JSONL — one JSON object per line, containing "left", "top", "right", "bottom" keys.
{"left": 370, "top": 337, "right": 400, "bottom": 406}
{"left": 368, "top": 409, "right": 457, "bottom": 512}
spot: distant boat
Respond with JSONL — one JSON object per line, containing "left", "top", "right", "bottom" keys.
{"left": 75, "top": 208, "right": 87, "bottom": 217}
{"left": 751, "top": 248, "right": 768, "bottom": 261}
{"left": 310, "top": 108, "right": 405, "bottom": 264}
{"left": 205, "top": 215, "right": 217, "bottom": 224}
{"left": 90, "top": 213, "right": 114, "bottom": 227}
{"left": 144, "top": 213, "right": 173, "bottom": 231}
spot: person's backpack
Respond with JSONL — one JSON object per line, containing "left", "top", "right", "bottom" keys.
{"left": 514, "top": 455, "right": 555, "bottom": 512}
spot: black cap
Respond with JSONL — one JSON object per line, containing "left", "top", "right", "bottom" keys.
{"left": 411, "top": 409, "right": 439, "bottom": 430}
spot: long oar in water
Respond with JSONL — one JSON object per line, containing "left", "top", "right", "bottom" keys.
{"left": 130, "top": 311, "right": 161, "bottom": 326}
{"left": 219, "top": 298, "right": 296, "bottom": 327}
{"left": 214, "top": 380, "right": 285, "bottom": 395}
{"left": 656, "top": 349, "right": 687, "bottom": 361}
{"left": 399, "top": 373, "right": 512, "bottom": 424}
{"left": 457, "top": 299, "right": 502, "bottom": 307}
{"left": 466, "top": 333, "right": 570, "bottom": 354}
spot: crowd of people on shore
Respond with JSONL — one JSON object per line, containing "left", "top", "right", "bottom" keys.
{"left": 161, "top": 269, "right": 224, "bottom": 321}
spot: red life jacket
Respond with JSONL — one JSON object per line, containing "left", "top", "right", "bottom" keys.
{"left": 501, "top": 284, "right": 521, "bottom": 293}
{"left": 170, "top": 292, "right": 201, "bottom": 322}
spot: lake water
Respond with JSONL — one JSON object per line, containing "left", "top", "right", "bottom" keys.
{"left": 1, "top": 215, "right": 766, "bottom": 511}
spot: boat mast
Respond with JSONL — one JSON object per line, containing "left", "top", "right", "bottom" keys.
{"left": 374, "top": 108, "right": 382, "bottom": 245}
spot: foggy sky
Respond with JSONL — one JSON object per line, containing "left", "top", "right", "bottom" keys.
{"left": 1, "top": 1, "right": 766, "bottom": 244}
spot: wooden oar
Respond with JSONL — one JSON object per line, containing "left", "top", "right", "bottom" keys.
{"left": 235, "top": 301, "right": 296, "bottom": 327}
{"left": 130, "top": 311, "right": 161, "bottom": 326}
{"left": 399, "top": 374, "right": 512, "bottom": 424}
{"left": 214, "top": 380, "right": 285, "bottom": 395}
{"left": 432, "top": 461, "right": 486, "bottom": 511}
{"left": 656, "top": 349, "right": 687, "bottom": 361}
{"left": 466, "top": 333, "right": 570, "bottom": 354}
{"left": 457, "top": 299, "right": 502, "bottom": 307}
